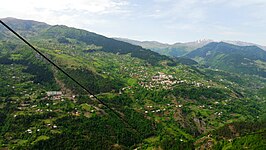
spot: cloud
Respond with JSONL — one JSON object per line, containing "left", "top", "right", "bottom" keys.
{"left": 225, "top": 0, "right": 266, "bottom": 7}
{"left": 1, "top": 0, "right": 128, "bottom": 14}
{"left": 0, "top": 0, "right": 266, "bottom": 45}
{"left": 150, "top": 0, "right": 206, "bottom": 21}
{"left": 0, "top": 0, "right": 133, "bottom": 38}
{"left": 0, "top": 0, "right": 129, "bottom": 26}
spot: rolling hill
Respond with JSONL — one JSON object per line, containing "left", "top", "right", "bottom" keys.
{"left": 186, "top": 42, "right": 266, "bottom": 77}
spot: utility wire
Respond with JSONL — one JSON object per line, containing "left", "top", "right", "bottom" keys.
{"left": 0, "top": 20, "right": 141, "bottom": 135}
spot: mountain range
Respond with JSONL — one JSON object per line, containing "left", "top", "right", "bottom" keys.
{"left": 116, "top": 37, "right": 266, "bottom": 77}
{"left": 0, "top": 17, "right": 266, "bottom": 149}
{"left": 115, "top": 38, "right": 213, "bottom": 57}
{"left": 115, "top": 37, "right": 266, "bottom": 57}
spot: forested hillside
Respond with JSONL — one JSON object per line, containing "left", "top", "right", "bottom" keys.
{"left": 0, "top": 18, "right": 265, "bottom": 149}
{"left": 187, "top": 42, "right": 266, "bottom": 77}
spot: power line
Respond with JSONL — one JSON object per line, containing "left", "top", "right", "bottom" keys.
{"left": 0, "top": 20, "right": 141, "bottom": 135}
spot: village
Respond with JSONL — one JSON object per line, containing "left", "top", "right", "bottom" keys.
{"left": 1, "top": 49, "right": 263, "bottom": 149}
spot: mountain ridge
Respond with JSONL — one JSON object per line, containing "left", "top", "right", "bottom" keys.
{"left": 186, "top": 42, "right": 266, "bottom": 77}
{"left": 0, "top": 17, "right": 173, "bottom": 65}
{"left": 114, "top": 38, "right": 266, "bottom": 58}
{"left": 0, "top": 17, "right": 265, "bottom": 149}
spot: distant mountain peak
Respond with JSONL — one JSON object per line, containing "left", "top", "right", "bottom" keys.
{"left": 222, "top": 40, "right": 266, "bottom": 50}
{"left": 196, "top": 39, "right": 214, "bottom": 44}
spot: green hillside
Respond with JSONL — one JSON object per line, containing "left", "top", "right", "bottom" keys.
{"left": 186, "top": 42, "right": 266, "bottom": 77}
{"left": 0, "top": 18, "right": 266, "bottom": 149}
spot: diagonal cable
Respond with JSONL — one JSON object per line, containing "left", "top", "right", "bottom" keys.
{"left": 0, "top": 20, "right": 140, "bottom": 134}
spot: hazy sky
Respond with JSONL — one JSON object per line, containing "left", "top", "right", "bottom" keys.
{"left": 1, "top": 0, "right": 266, "bottom": 45}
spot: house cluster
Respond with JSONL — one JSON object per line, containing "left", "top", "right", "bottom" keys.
{"left": 214, "top": 111, "right": 223, "bottom": 116}
{"left": 18, "top": 101, "right": 30, "bottom": 110}
{"left": 25, "top": 128, "right": 42, "bottom": 134}
{"left": 144, "top": 108, "right": 164, "bottom": 114}
{"left": 46, "top": 91, "right": 63, "bottom": 100}
{"left": 25, "top": 129, "right": 32, "bottom": 134}
{"left": 47, "top": 123, "right": 58, "bottom": 129}
{"left": 152, "top": 72, "right": 174, "bottom": 81}
{"left": 199, "top": 105, "right": 205, "bottom": 108}
{"left": 120, "top": 64, "right": 151, "bottom": 81}
{"left": 139, "top": 72, "right": 178, "bottom": 90}
{"left": 191, "top": 81, "right": 204, "bottom": 87}
{"left": 144, "top": 103, "right": 183, "bottom": 114}
{"left": 120, "top": 64, "right": 215, "bottom": 92}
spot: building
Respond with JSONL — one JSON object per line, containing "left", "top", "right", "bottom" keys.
{"left": 46, "top": 91, "right": 63, "bottom": 100}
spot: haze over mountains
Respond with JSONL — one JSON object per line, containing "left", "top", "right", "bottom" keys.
{"left": 115, "top": 37, "right": 266, "bottom": 57}
{"left": 116, "top": 37, "right": 266, "bottom": 78}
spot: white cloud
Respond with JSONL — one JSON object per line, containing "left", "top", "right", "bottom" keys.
{"left": 0, "top": 0, "right": 132, "bottom": 38}
{"left": 0, "top": 0, "right": 129, "bottom": 26}
{"left": 0, "top": 0, "right": 266, "bottom": 45}
{"left": 1, "top": 0, "right": 128, "bottom": 14}
{"left": 225, "top": 0, "right": 266, "bottom": 7}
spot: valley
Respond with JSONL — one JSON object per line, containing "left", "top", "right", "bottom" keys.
{"left": 0, "top": 18, "right": 266, "bottom": 149}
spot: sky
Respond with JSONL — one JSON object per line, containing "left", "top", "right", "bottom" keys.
{"left": 0, "top": 0, "right": 266, "bottom": 45}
